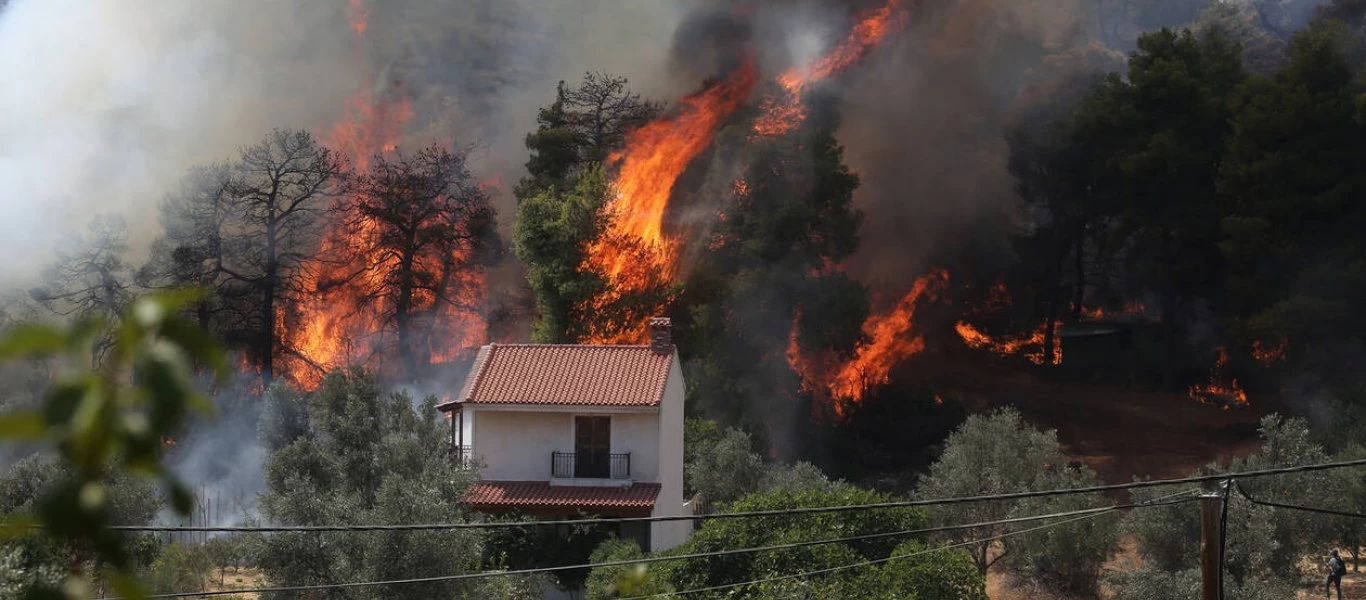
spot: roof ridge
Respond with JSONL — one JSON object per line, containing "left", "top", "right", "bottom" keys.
{"left": 460, "top": 343, "right": 675, "bottom": 407}
{"left": 486, "top": 343, "right": 656, "bottom": 349}
{"left": 458, "top": 345, "right": 496, "bottom": 403}
{"left": 651, "top": 348, "right": 674, "bottom": 405}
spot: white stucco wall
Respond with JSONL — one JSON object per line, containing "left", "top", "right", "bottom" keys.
{"left": 650, "top": 352, "right": 691, "bottom": 552}
{"left": 610, "top": 413, "right": 659, "bottom": 482}
{"left": 469, "top": 410, "right": 566, "bottom": 481}
{"left": 468, "top": 407, "right": 667, "bottom": 484}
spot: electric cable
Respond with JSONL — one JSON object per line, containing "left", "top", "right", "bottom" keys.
{"left": 621, "top": 493, "right": 1191, "bottom": 599}
{"left": 1234, "top": 480, "right": 1366, "bottom": 519}
{"left": 93, "top": 458, "right": 1366, "bottom": 533}
{"left": 97, "top": 492, "right": 1199, "bottom": 600}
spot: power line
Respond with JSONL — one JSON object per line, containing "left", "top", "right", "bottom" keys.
{"left": 1234, "top": 481, "right": 1366, "bottom": 519}
{"left": 98, "top": 494, "right": 1198, "bottom": 600}
{"left": 99, "top": 458, "right": 1366, "bottom": 533}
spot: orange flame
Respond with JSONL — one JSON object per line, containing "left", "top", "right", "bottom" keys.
{"left": 1251, "top": 338, "right": 1286, "bottom": 367}
{"left": 347, "top": 0, "right": 371, "bottom": 34}
{"left": 1078, "top": 300, "right": 1147, "bottom": 321}
{"left": 237, "top": 353, "right": 266, "bottom": 397}
{"left": 277, "top": 0, "right": 484, "bottom": 389}
{"left": 1189, "top": 347, "right": 1249, "bottom": 409}
{"left": 579, "top": 61, "right": 760, "bottom": 344}
{"left": 754, "top": 0, "right": 907, "bottom": 135}
{"left": 954, "top": 320, "right": 1062, "bottom": 366}
{"left": 789, "top": 270, "right": 949, "bottom": 417}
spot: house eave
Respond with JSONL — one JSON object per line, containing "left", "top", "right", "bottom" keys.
{"left": 452, "top": 402, "right": 660, "bottom": 414}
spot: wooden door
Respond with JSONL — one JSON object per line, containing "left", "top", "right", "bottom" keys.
{"left": 574, "top": 416, "right": 611, "bottom": 478}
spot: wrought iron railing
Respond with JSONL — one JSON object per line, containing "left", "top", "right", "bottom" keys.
{"left": 551, "top": 451, "right": 631, "bottom": 479}
{"left": 450, "top": 445, "right": 473, "bottom": 468}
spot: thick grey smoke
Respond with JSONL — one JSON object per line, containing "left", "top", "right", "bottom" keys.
{"left": 0, "top": 0, "right": 704, "bottom": 520}
{"left": 163, "top": 389, "right": 265, "bottom": 529}
{"left": 835, "top": 0, "right": 1122, "bottom": 291}
{"left": 369, "top": 0, "right": 698, "bottom": 223}
{"left": 0, "top": 0, "right": 356, "bottom": 287}
{"left": 0, "top": 0, "right": 694, "bottom": 288}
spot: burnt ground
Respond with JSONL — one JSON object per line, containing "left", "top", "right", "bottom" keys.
{"left": 914, "top": 358, "right": 1268, "bottom": 484}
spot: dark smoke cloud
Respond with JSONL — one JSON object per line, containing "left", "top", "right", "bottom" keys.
{"left": 834, "top": 0, "right": 1118, "bottom": 292}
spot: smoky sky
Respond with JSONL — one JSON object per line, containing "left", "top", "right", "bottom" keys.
{"left": 0, "top": 0, "right": 1327, "bottom": 300}
{"left": 0, "top": 0, "right": 691, "bottom": 288}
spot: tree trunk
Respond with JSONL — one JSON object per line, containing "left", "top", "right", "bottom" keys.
{"left": 1043, "top": 298, "right": 1061, "bottom": 367}
{"left": 1042, "top": 238, "right": 1071, "bottom": 366}
{"left": 1159, "top": 227, "right": 1176, "bottom": 389}
{"left": 261, "top": 221, "right": 277, "bottom": 386}
{"left": 394, "top": 229, "right": 419, "bottom": 379}
{"left": 428, "top": 247, "right": 459, "bottom": 355}
{"left": 1071, "top": 223, "right": 1087, "bottom": 322}
{"left": 196, "top": 300, "right": 211, "bottom": 333}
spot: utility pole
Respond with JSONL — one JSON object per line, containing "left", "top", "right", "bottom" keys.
{"left": 1200, "top": 478, "right": 1226, "bottom": 600}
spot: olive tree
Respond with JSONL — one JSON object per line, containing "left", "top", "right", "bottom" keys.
{"left": 916, "top": 407, "right": 1120, "bottom": 593}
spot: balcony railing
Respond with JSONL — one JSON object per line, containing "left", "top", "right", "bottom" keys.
{"left": 551, "top": 451, "right": 631, "bottom": 480}
{"left": 450, "top": 445, "right": 473, "bottom": 468}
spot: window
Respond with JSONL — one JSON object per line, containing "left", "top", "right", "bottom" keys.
{"left": 574, "top": 416, "right": 611, "bottom": 478}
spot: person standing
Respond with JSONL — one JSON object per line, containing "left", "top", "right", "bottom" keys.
{"left": 1327, "top": 549, "right": 1347, "bottom": 599}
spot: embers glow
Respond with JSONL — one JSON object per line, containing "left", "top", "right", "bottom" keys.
{"left": 579, "top": 60, "right": 760, "bottom": 344}
{"left": 789, "top": 270, "right": 949, "bottom": 417}
{"left": 1078, "top": 300, "right": 1147, "bottom": 321}
{"left": 1251, "top": 338, "right": 1286, "bottom": 367}
{"left": 753, "top": 0, "right": 906, "bottom": 136}
{"left": 732, "top": 178, "right": 751, "bottom": 198}
{"left": 954, "top": 320, "right": 1063, "bottom": 366}
{"left": 1189, "top": 347, "right": 1249, "bottom": 409}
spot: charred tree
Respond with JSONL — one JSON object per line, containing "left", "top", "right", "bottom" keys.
{"left": 29, "top": 214, "right": 134, "bottom": 364}
{"left": 140, "top": 164, "right": 242, "bottom": 337}
{"left": 343, "top": 144, "right": 497, "bottom": 378}
{"left": 216, "top": 130, "right": 344, "bottom": 386}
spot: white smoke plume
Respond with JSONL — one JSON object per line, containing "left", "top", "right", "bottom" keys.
{"left": 0, "top": 0, "right": 693, "bottom": 288}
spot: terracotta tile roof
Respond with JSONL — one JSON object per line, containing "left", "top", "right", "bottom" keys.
{"left": 464, "top": 481, "right": 660, "bottom": 511}
{"left": 440, "top": 344, "right": 674, "bottom": 408}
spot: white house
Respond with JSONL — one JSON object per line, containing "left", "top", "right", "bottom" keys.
{"left": 436, "top": 317, "right": 691, "bottom": 552}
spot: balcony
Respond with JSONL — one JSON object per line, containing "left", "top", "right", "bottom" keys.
{"left": 551, "top": 451, "right": 631, "bottom": 480}
{"left": 450, "top": 445, "right": 473, "bottom": 468}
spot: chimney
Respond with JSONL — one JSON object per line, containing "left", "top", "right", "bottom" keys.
{"left": 648, "top": 317, "right": 672, "bottom": 355}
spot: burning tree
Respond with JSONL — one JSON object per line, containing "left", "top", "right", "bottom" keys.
{"left": 687, "top": 92, "right": 868, "bottom": 440}
{"left": 333, "top": 144, "right": 497, "bottom": 378}
{"left": 514, "top": 73, "right": 665, "bottom": 343}
{"left": 221, "top": 130, "right": 346, "bottom": 386}
{"left": 144, "top": 130, "right": 345, "bottom": 386}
